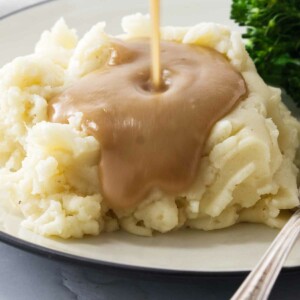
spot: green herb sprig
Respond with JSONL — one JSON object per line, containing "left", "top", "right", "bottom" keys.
{"left": 231, "top": 0, "right": 300, "bottom": 104}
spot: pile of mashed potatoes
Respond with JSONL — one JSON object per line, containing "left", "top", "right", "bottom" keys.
{"left": 0, "top": 14, "right": 299, "bottom": 238}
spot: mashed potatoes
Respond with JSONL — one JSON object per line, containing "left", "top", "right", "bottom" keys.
{"left": 0, "top": 14, "right": 299, "bottom": 238}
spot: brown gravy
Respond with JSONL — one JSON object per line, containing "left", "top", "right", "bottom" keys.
{"left": 48, "top": 39, "right": 247, "bottom": 210}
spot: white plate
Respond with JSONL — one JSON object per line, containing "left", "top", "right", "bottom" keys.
{"left": 0, "top": 0, "right": 300, "bottom": 275}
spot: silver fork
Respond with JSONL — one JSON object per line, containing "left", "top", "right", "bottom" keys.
{"left": 231, "top": 208, "right": 300, "bottom": 300}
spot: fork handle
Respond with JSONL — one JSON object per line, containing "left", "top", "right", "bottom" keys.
{"left": 231, "top": 209, "right": 300, "bottom": 300}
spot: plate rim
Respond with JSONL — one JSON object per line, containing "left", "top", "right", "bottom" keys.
{"left": 2, "top": 230, "right": 300, "bottom": 278}
{"left": 1, "top": 0, "right": 300, "bottom": 278}
{"left": 0, "top": 0, "right": 57, "bottom": 21}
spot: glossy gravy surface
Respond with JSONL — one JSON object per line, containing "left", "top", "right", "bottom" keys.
{"left": 48, "top": 39, "right": 247, "bottom": 210}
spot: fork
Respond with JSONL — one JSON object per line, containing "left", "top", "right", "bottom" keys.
{"left": 231, "top": 208, "right": 300, "bottom": 300}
